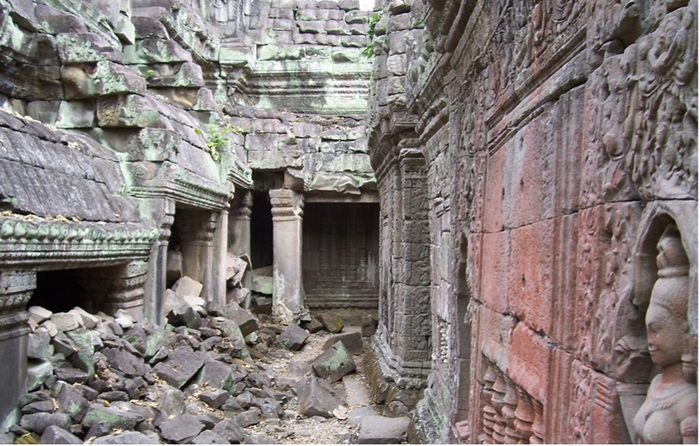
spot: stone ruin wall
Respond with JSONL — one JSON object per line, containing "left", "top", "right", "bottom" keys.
{"left": 367, "top": 0, "right": 697, "bottom": 443}
{"left": 0, "top": 0, "right": 378, "bottom": 424}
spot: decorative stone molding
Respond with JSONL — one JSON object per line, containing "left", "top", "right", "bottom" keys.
{"left": 0, "top": 216, "right": 157, "bottom": 267}
{"left": 0, "top": 270, "right": 35, "bottom": 340}
{"left": 77, "top": 260, "right": 149, "bottom": 314}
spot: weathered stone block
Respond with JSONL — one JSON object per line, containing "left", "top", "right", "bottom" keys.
{"left": 96, "top": 94, "right": 163, "bottom": 128}
{"left": 56, "top": 33, "right": 124, "bottom": 64}
{"left": 158, "top": 414, "right": 204, "bottom": 443}
{"left": 295, "top": 376, "right": 341, "bottom": 418}
{"left": 55, "top": 380, "right": 90, "bottom": 423}
{"left": 172, "top": 275, "right": 203, "bottom": 297}
{"left": 152, "top": 345, "right": 205, "bottom": 388}
{"left": 322, "top": 331, "right": 363, "bottom": 355}
{"left": 20, "top": 412, "right": 71, "bottom": 435}
{"left": 62, "top": 61, "right": 146, "bottom": 99}
{"left": 278, "top": 324, "right": 309, "bottom": 351}
{"left": 211, "top": 419, "right": 245, "bottom": 443}
{"left": 312, "top": 341, "right": 356, "bottom": 382}
{"left": 27, "top": 330, "right": 53, "bottom": 360}
{"left": 81, "top": 404, "right": 144, "bottom": 431}
{"left": 40, "top": 425, "right": 82, "bottom": 444}
{"left": 50, "top": 311, "right": 80, "bottom": 332}
{"left": 358, "top": 415, "right": 410, "bottom": 444}
{"left": 318, "top": 312, "right": 344, "bottom": 333}
{"left": 26, "top": 360, "right": 53, "bottom": 391}
{"left": 124, "top": 38, "right": 192, "bottom": 64}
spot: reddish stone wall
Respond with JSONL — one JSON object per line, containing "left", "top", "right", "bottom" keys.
{"left": 369, "top": 0, "right": 697, "bottom": 443}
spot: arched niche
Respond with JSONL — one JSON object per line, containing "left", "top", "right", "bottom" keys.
{"left": 613, "top": 200, "right": 697, "bottom": 442}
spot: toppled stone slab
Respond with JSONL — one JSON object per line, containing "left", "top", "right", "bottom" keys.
{"left": 28, "top": 306, "right": 52, "bottom": 325}
{"left": 20, "top": 412, "right": 71, "bottom": 434}
{"left": 358, "top": 416, "right": 410, "bottom": 444}
{"left": 40, "top": 425, "right": 82, "bottom": 444}
{"left": 251, "top": 266, "right": 273, "bottom": 295}
{"left": 81, "top": 404, "right": 144, "bottom": 431}
{"left": 158, "top": 414, "right": 204, "bottom": 443}
{"left": 318, "top": 312, "right": 344, "bottom": 333}
{"left": 199, "top": 389, "right": 229, "bottom": 409}
{"left": 50, "top": 311, "right": 80, "bottom": 332}
{"left": 92, "top": 431, "right": 160, "bottom": 444}
{"left": 214, "top": 302, "right": 259, "bottom": 337}
{"left": 152, "top": 345, "right": 205, "bottom": 388}
{"left": 322, "top": 331, "right": 363, "bottom": 355}
{"left": 55, "top": 380, "right": 90, "bottom": 422}
{"left": 172, "top": 275, "right": 203, "bottom": 298}
{"left": 211, "top": 419, "right": 245, "bottom": 443}
{"left": 278, "top": 324, "right": 309, "bottom": 351}
{"left": 312, "top": 341, "right": 356, "bottom": 382}
{"left": 104, "top": 347, "right": 148, "bottom": 377}
{"left": 361, "top": 314, "right": 378, "bottom": 337}
{"left": 191, "top": 430, "right": 229, "bottom": 444}
{"left": 296, "top": 376, "right": 342, "bottom": 418}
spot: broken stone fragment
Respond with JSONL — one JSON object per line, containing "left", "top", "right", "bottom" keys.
{"left": 197, "top": 359, "right": 236, "bottom": 393}
{"left": 55, "top": 380, "right": 90, "bottom": 423}
{"left": 358, "top": 415, "right": 410, "bottom": 444}
{"left": 214, "top": 302, "right": 259, "bottom": 337}
{"left": 40, "top": 425, "right": 82, "bottom": 444}
{"left": 72, "top": 307, "right": 99, "bottom": 329}
{"left": 318, "top": 312, "right": 344, "bottom": 333}
{"left": 50, "top": 311, "right": 80, "bottom": 332}
{"left": 361, "top": 314, "right": 378, "bottom": 337}
{"left": 166, "top": 302, "right": 203, "bottom": 329}
{"left": 157, "top": 414, "right": 204, "bottom": 443}
{"left": 211, "top": 419, "right": 246, "bottom": 443}
{"left": 152, "top": 345, "right": 205, "bottom": 388}
{"left": 199, "top": 389, "right": 230, "bottom": 410}
{"left": 172, "top": 275, "right": 203, "bottom": 298}
{"left": 28, "top": 306, "right": 52, "bottom": 325}
{"left": 234, "top": 407, "right": 261, "bottom": 427}
{"left": 26, "top": 360, "right": 54, "bottom": 391}
{"left": 104, "top": 347, "right": 149, "bottom": 377}
{"left": 295, "top": 376, "right": 342, "bottom": 418}
{"left": 27, "top": 330, "right": 53, "bottom": 360}
{"left": 190, "top": 430, "right": 229, "bottom": 444}
{"left": 277, "top": 324, "right": 309, "bottom": 351}
{"left": 20, "top": 412, "right": 71, "bottom": 435}
{"left": 322, "top": 331, "right": 363, "bottom": 355}
{"left": 91, "top": 431, "right": 159, "bottom": 444}
{"left": 225, "top": 252, "right": 248, "bottom": 284}
{"left": 20, "top": 399, "right": 53, "bottom": 415}
{"left": 312, "top": 341, "right": 356, "bottom": 382}
{"left": 81, "top": 403, "right": 144, "bottom": 431}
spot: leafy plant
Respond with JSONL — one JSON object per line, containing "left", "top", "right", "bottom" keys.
{"left": 195, "top": 124, "right": 242, "bottom": 161}
{"left": 362, "top": 9, "right": 383, "bottom": 58}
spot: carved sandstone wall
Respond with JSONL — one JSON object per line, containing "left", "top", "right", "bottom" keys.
{"left": 368, "top": 0, "right": 697, "bottom": 443}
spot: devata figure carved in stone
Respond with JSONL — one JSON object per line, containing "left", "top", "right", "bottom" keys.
{"left": 633, "top": 226, "right": 698, "bottom": 443}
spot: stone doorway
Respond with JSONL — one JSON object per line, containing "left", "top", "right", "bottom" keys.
{"left": 302, "top": 202, "right": 379, "bottom": 322}
{"left": 250, "top": 190, "right": 274, "bottom": 270}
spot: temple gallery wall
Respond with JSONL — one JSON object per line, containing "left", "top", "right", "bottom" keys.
{"left": 0, "top": 0, "right": 697, "bottom": 443}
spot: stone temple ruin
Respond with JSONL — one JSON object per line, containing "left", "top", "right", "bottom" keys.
{"left": 0, "top": 0, "right": 697, "bottom": 444}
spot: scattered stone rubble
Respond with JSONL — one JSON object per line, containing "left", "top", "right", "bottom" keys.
{"left": 7, "top": 279, "right": 403, "bottom": 444}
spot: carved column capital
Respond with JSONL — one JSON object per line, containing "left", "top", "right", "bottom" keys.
{"left": 270, "top": 189, "right": 304, "bottom": 219}
{"left": 0, "top": 270, "right": 35, "bottom": 338}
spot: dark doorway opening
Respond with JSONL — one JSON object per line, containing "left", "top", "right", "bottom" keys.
{"left": 251, "top": 191, "right": 273, "bottom": 269}
{"left": 302, "top": 202, "right": 379, "bottom": 319}
{"left": 29, "top": 270, "right": 84, "bottom": 313}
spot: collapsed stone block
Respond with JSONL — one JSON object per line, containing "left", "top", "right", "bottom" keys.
{"left": 318, "top": 312, "right": 344, "bottom": 333}
{"left": 81, "top": 403, "right": 144, "bottom": 431}
{"left": 322, "top": 331, "right": 363, "bottom": 355}
{"left": 158, "top": 414, "right": 204, "bottom": 443}
{"left": 295, "top": 376, "right": 342, "bottom": 418}
{"left": 172, "top": 275, "right": 203, "bottom": 298}
{"left": 312, "top": 341, "right": 356, "bottom": 382}
{"left": 40, "top": 425, "right": 82, "bottom": 444}
{"left": 358, "top": 415, "right": 410, "bottom": 444}
{"left": 152, "top": 345, "right": 205, "bottom": 388}
{"left": 277, "top": 323, "right": 309, "bottom": 351}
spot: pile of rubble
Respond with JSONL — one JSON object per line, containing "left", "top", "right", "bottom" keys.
{"left": 1, "top": 276, "right": 403, "bottom": 444}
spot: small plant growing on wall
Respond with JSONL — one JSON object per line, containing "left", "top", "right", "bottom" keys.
{"left": 362, "top": 8, "right": 383, "bottom": 58}
{"left": 195, "top": 123, "right": 242, "bottom": 161}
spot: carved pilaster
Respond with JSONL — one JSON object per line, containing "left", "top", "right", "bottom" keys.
{"left": 0, "top": 270, "right": 35, "bottom": 339}
{"left": 269, "top": 189, "right": 305, "bottom": 323}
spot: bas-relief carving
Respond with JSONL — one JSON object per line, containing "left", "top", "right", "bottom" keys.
{"left": 584, "top": 1, "right": 697, "bottom": 205}
{"left": 632, "top": 226, "right": 697, "bottom": 444}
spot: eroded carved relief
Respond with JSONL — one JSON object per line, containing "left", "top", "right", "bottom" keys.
{"left": 479, "top": 358, "right": 543, "bottom": 444}
{"left": 633, "top": 225, "right": 698, "bottom": 444}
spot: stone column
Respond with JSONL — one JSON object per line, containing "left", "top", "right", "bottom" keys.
{"left": 229, "top": 191, "right": 252, "bottom": 289}
{"left": 213, "top": 209, "right": 228, "bottom": 308}
{"left": 176, "top": 210, "right": 218, "bottom": 304}
{"left": 270, "top": 189, "right": 304, "bottom": 323}
{"left": 229, "top": 191, "right": 252, "bottom": 258}
{"left": 0, "top": 270, "right": 35, "bottom": 424}
{"left": 78, "top": 261, "right": 149, "bottom": 319}
{"left": 143, "top": 199, "right": 175, "bottom": 325}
